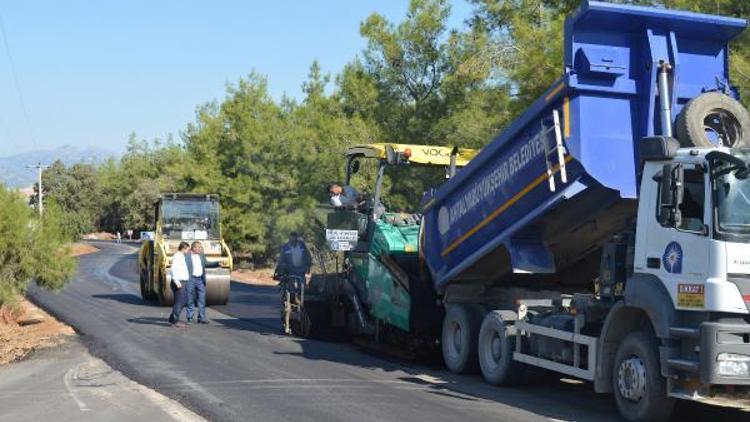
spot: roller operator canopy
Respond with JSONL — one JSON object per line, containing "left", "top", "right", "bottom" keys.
{"left": 345, "top": 143, "right": 478, "bottom": 167}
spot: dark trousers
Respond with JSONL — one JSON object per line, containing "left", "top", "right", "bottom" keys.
{"left": 186, "top": 276, "right": 206, "bottom": 322}
{"left": 169, "top": 280, "right": 188, "bottom": 323}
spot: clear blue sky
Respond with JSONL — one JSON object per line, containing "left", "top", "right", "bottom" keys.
{"left": 0, "top": 1, "right": 473, "bottom": 157}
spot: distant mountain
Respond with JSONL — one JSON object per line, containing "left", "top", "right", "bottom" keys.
{"left": 0, "top": 145, "right": 116, "bottom": 188}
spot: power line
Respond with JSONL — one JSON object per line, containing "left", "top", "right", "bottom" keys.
{"left": 0, "top": 110, "right": 16, "bottom": 148}
{"left": 0, "top": 13, "right": 37, "bottom": 149}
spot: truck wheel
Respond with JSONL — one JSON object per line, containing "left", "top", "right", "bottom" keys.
{"left": 478, "top": 311, "right": 525, "bottom": 385}
{"left": 675, "top": 92, "right": 750, "bottom": 148}
{"left": 442, "top": 304, "right": 480, "bottom": 374}
{"left": 613, "top": 331, "right": 675, "bottom": 422}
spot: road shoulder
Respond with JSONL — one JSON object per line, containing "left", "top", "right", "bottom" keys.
{"left": 0, "top": 337, "right": 205, "bottom": 422}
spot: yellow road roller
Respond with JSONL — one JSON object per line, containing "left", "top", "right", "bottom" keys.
{"left": 138, "top": 193, "right": 232, "bottom": 306}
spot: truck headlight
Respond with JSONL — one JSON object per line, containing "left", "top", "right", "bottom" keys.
{"left": 717, "top": 353, "right": 750, "bottom": 377}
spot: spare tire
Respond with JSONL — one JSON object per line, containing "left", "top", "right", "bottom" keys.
{"left": 675, "top": 92, "right": 750, "bottom": 148}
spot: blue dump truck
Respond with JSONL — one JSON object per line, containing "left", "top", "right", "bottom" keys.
{"left": 310, "top": 1, "right": 750, "bottom": 420}
{"left": 418, "top": 1, "right": 750, "bottom": 420}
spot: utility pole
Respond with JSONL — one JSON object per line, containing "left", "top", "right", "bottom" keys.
{"left": 26, "top": 162, "right": 49, "bottom": 217}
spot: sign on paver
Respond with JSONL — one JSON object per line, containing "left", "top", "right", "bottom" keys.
{"left": 326, "top": 229, "right": 358, "bottom": 251}
{"left": 326, "top": 229, "right": 358, "bottom": 241}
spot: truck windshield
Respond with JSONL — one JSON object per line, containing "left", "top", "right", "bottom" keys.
{"left": 161, "top": 199, "right": 220, "bottom": 240}
{"left": 711, "top": 152, "right": 750, "bottom": 239}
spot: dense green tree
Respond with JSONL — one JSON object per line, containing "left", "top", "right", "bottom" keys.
{"left": 75, "top": 0, "right": 750, "bottom": 267}
{"left": 0, "top": 185, "right": 76, "bottom": 306}
{"left": 97, "top": 134, "right": 186, "bottom": 233}
{"left": 30, "top": 160, "right": 99, "bottom": 238}
{"left": 183, "top": 73, "right": 284, "bottom": 260}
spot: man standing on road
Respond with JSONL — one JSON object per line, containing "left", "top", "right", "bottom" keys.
{"left": 168, "top": 242, "right": 190, "bottom": 328}
{"left": 186, "top": 241, "right": 209, "bottom": 324}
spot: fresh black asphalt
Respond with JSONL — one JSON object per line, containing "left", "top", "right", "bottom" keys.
{"left": 25, "top": 242, "right": 748, "bottom": 421}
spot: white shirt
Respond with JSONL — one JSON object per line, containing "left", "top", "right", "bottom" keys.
{"left": 330, "top": 185, "right": 359, "bottom": 207}
{"left": 170, "top": 252, "right": 189, "bottom": 285}
{"left": 191, "top": 253, "right": 204, "bottom": 277}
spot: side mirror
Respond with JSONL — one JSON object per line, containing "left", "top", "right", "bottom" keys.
{"left": 657, "top": 163, "right": 684, "bottom": 227}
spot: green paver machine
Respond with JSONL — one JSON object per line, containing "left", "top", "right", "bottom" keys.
{"left": 301, "top": 143, "right": 476, "bottom": 341}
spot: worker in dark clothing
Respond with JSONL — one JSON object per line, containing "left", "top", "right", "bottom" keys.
{"left": 274, "top": 232, "right": 312, "bottom": 280}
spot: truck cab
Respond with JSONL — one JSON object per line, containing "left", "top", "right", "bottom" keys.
{"left": 638, "top": 144, "right": 750, "bottom": 316}
{"left": 629, "top": 141, "right": 750, "bottom": 391}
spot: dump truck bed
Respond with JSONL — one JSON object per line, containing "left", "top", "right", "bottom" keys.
{"left": 421, "top": 1, "right": 746, "bottom": 288}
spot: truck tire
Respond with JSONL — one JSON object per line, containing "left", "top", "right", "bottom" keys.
{"left": 675, "top": 92, "right": 750, "bottom": 148}
{"left": 478, "top": 311, "right": 525, "bottom": 385}
{"left": 613, "top": 331, "right": 675, "bottom": 422}
{"left": 442, "top": 304, "right": 480, "bottom": 374}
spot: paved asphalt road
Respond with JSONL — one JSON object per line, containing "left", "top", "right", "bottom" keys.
{"left": 25, "top": 242, "right": 749, "bottom": 422}
{"left": 0, "top": 338, "right": 204, "bottom": 422}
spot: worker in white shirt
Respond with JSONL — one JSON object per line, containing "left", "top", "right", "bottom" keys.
{"left": 168, "top": 242, "right": 191, "bottom": 327}
{"left": 185, "top": 241, "right": 210, "bottom": 324}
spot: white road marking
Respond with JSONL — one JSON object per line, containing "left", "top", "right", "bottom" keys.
{"left": 63, "top": 365, "right": 89, "bottom": 412}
